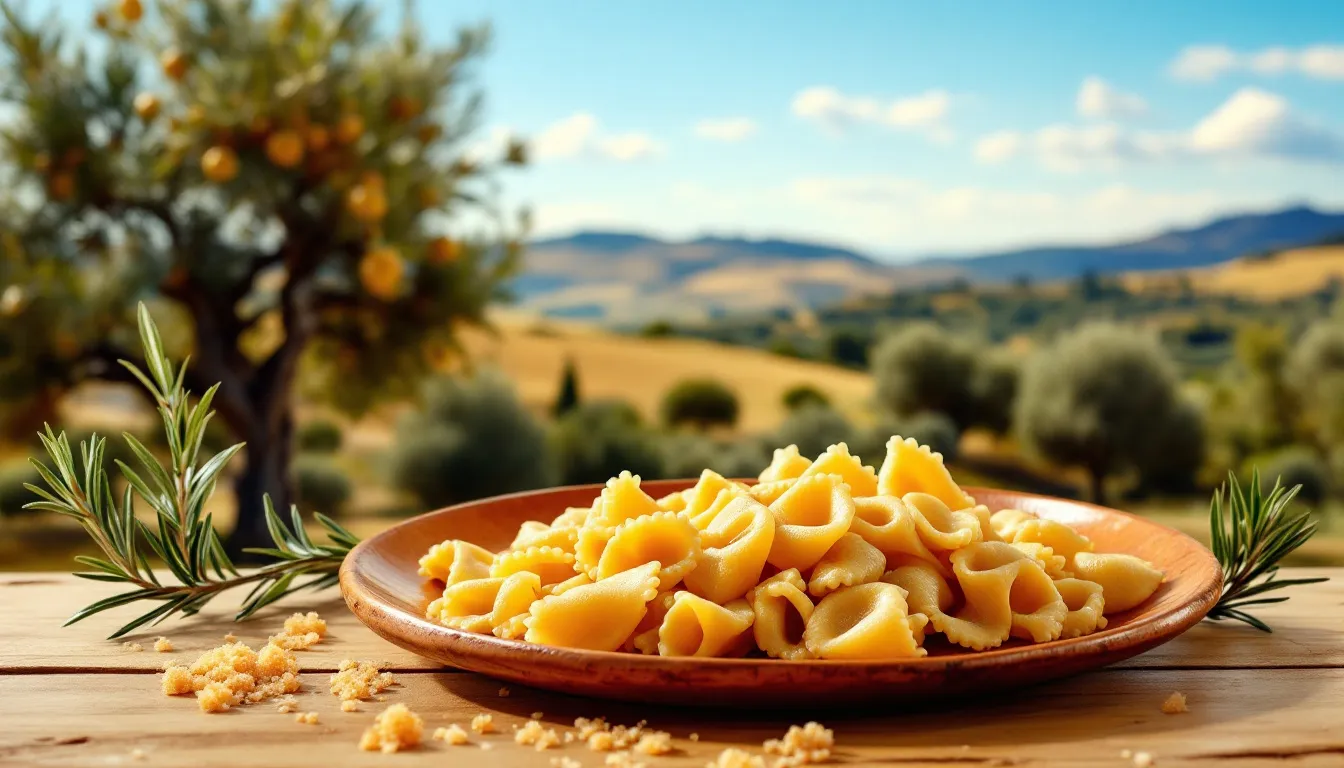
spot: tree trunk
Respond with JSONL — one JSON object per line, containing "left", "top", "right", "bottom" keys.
{"left": 1088, "top": 467, "right": 1108, "bottom": 507}
{"left": 228, "top": 411, "right": 295, "bottom": 556}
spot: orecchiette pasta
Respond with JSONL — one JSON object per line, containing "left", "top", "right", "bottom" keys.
{"left": 419, "top": 435, "right": 1166, "bottom": 660}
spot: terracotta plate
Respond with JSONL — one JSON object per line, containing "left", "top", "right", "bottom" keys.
{"left": 340, "top": 482, "right": 1222, "bottom": 707}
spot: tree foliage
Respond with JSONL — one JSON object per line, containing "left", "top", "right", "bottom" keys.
{"left": 774, "top": 405, "right": 855, "bottom": 460}
{"left": 295, "top": 418, "right": 343, "bottom": 454}
{"left": 871, "top": 322, "right": 1017, "bottom": 434}
{"left": 388, "top": 372, "right": 553, "bottom": 509}
{"left": 1016, "top": 324, "right": 1181, "bottom": 505}
{"left": 781, "top": 383, "right": 830, "bottom": 412}
{"left": 292, "top": 454, "right": 352, "bottom": 515}
{"left": 661, "top": 378, "right": 740, "bottom": 430}
{"left": 551, "top": 399, "right": 663, "bottom": 485}
{"left": 1136, "top": 395, "right": 1206, "bottom": 495}
{"left": 0, "top": 0, "right": 523, "bottom": 546}
{"left": 551, "top": 357, "right": 580, "bottom": 418}
{"left": 1287, "top": 320, "right": 1344, "bottom": 452}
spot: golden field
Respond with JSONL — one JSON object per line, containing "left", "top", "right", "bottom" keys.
{"left": 1124, "top": 245, "right": 1344, "bottom": 298}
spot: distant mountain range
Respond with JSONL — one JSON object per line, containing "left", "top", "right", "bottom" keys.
{"left": 516, "top": 205, "right": 1344, "bottom": 322}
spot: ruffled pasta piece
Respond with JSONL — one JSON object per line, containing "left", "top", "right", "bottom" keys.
{"left": 684, "top": 496, "right": 776, "bottom": 604}
{"left": 493, "top": 614, "right": 529, "bottom": 640}
{"left": 968, "top": 504, "right": 1001, "bottom": 543}
{"left": 655, "top": 490, "right": 690, "bottom": 513}
{"left": 542, "top": 572, "right": 592, "bottom": 597}
{"left": 489, "top": 571, "right": 543, "bottom": 633}
{"left": 1010, "top": 542, "right": 1070, "bottom": 579}
{"left": 849, "top": 496, "right": 940, "bottom": 567}
{"left": 903, "top": 493, "right": 982, "bottom": 552}
{"left": 683, "top": 470, "right": 748, "bottom": 519}
{"left": 590, "top": 471, "right": 660, "bottom": 529}
{"left": 627, "top": 591, "right": 678, "bottom": 654}
{"left": 990, "top": 508, "right": 1037, "bottom": 541}
{"left": 509, "top": 522, "right": 579, "bottom": 554}
{"left": 877, "top": 436, "right": 976, "bottom": 511}
{"left": 574, "top": 525, "right": 615, "bottom": 579}
{"left": 748, "top": 478, "right": 796, "bottom": 506}
{"left": 883, "top": 560, "right": 957, "bottom": 619}
{"left": 1010, "top": 519, "right": 1094, "bottom": 566}
{"left": 427, "top": 577, "right": 504, "bottom": 633}
{"left": 1071, "top": 552, "right": 1163, "bottom": 613}
{"left": 807, "top": 533, "right": 886, "bottom": 598}
{"left": 550, "top": 504, "right": 592, "bottom": 529}
{"left": 1055, "top": 577, "right": 1108, "bottom": 639}
{"left": 766, "top": 474, "right": 856, "bottom": 571}
{"left": 798, "top": 442, "right": 879, "bottom": 497}
{"left": 690, "top": 487, "right": 748, "bottom": 530}
{"left": 758, "top": 444, "right": 811, "bottom": 483}
{"left": 523, "top": 561, "right": 662, "bottom": 651}
{"left": 657, "top": 592, "right": 755, "bottom": 657}
{"left": 597, "top": 511, "right": 702, "bottom": 590}
{"left": 803, "top": 582, "right": 928, "bottom": 660}
{"left": 946, "top": 543, "right": 1065, "bottom": 647}
{"left": 490, "top": 546, "right": 578, "bottom": 587}
{"left": 749, "top": 569, "right": 814, "bottom": 660}
{"left": 418, "top": 540, "right": 495, "bottom": 586}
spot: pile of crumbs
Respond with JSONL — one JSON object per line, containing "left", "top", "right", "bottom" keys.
{"left": 1161, "top": 692, "right": 1188, "bottom": 714}
{"left": 515, "top": 719, "right": 562, "bottom": 751}
{"left": 341, "top": 700, "right": 359, "bottom": 713}
{"left": 708, "top": 748, "right": 766, "bottom": 768}
{"left": 276, "top": 695, "right": 299, "bottom": 714}
{"left": 763, "top": 722, "right": 833, "bottom": 767}
{"left": 329, "top": 659, "right": 396, "bottom": 702}
{"left": 432, "top": 724, "right": 470, "bottom": 745}
{"left": 122, "top": 641, "right": 143, "bottom": 652}
{"left": 575, "top": 717, "right": 669, "bottom": 753}
{"left": 295, "top": 712, "right": 320, "bottom": 725}
{"left": 471, "top": 713, "right": 495, "bottom": 734}
{"left": 359, "top": 703, "right": 423, "bottom": 753}
{"left": 153, "top": 637, "right": 173, "bottom": 653}
{"left": 269, "top": 611, "right": 327, "bottom": 650}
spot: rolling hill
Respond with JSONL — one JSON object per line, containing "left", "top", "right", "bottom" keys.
{"left": 515, "top": 206, "right": 1344, "bottom": 321}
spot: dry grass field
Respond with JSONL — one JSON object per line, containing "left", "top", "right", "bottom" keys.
{"left": 1123, "top": 245, "right": 1344, "bottom": 299}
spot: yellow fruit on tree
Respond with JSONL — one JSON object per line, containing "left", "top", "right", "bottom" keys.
{"left": 335, "top": 113, "right": 364, "bottom": 145}
{"left": 48, "top": 173, "right": 75, "bottom": 201}
{"left": 94, "top": 11, "right": 109, "bottom": 29}
{"left": 306, "top": 125, "right": 330, "bottom": 152}
{"left": 427, "top": 237, "right": 461, "bottom": 264}
{"left": 359, "top": 246, "right": 405, "bottom": 301}
{"left": 265, "top": 130, "right": 305, "bottom": 168}
{"left": 201, "top": 146, "right": 239, "bottom": 183}
{"left": 119, "top": 0, "right": 143, "bottom": 23}
{"left": 161, "top": 49, "right": 188, "bottom": 81}
{"left": 134, "top": 93, "right": 161, "bottom": 121}
{"left": 345, "top": 183, "right": 388, "bottom": 223}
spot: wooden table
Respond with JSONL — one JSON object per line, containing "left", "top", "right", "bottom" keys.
{"left": 3, "top": 569, "right": 1342, "bottom": 767}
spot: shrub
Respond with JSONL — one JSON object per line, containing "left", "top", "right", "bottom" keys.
{"left": 1288, "top": 321, "right": 1344, "bottom": 450}
{"left": 1016, "top": 324, "right": 1182, "bottom": 506}
{"left": 774, "top": 405, "right": 855, "bottom": 460}
{"left": 1137, "top": 396, "right": 1206, "bottom": 495}
{"left": 782, "top": 384, "right": 830, "bottom": 412}
{"left": 388, "top": 372, "right": 555, "bottom": 508}
{"left": 1249, "top": 447, "right": 1329, "bottom": 507}
{"left": 296, "top": 418, "right": 344, "bottom": 454}
{"left": 0, "top": 460, "right": 40, "bottom": 517}
{"left": 552, "top": 400, "right": 664, "bottom": 485}
{"left": 895, "top": 411, "right": 960, "bottom": 461}
{"left": 969, "top": 349, "right": 1019, "bottom": 435}
{"left": 551, "top": 357, "right": 581, "bottom": 418}
{"left": 661, "top": 434, "right": 772, "bottom": 480}
{"left": 293, "top": 455, "right": 353, "bottom": 515}
{"left": 640, "top": 320, "right": 676, "bottom": 338}
{"left": 661, "top": 378, "right": 740, "bottom": 430}
{"left": 825, "top": 326, "right": 871, "bottom": 369}
{"left": 871, "top": 323, "right": 977, "bottom": 429}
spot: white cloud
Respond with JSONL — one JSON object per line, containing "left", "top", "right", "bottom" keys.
{"left": 531, "top": 112, "right": 664, "bottom": 162}
{"left": 791, "top": 86, "right": 953, "bottom": 142}
{"left": 1171, "top": 44, "right": 1344, "bottom": 81}
{"left": 693, "top": 117, "right": 758, "bottom": 142}
{"left": 1076, "top": 76, "right": 1148, "bottom": 120}
{"left": 531, "top": 201, "right": 630, "bottom": 236}
{"left": 975, "top": 88, "right": 1344, "bottom": 170}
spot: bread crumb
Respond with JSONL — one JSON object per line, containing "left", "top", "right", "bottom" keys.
{"left": 707, "top": 748, "right": 766, "bottom": 768}
{"left": 589, "top": 732, "right": 617, "bottom": 751}
{"left": 1161, "top": 692, "right": 1188, "bottom": 714}
{"left": 341, "top": 700, "right": 358, "bottom": 713}
{"left": 1132, "top": 752, "right": 1155, "bottom": 768}
{"left": 277, "top": 696, "right": 299, "bottom": 714}
{"left": 432, "top": 724, "right": 471, "bottom": 745}
{"left": 515, "top": 719, "right": 561, "bottom": 750}
{"left": 1120, "top": 750, "right": 1133, "bottom": 759}
{"left": 153, "top": 637, "right": 173, "bottom": 653}
{"left": 130, "top": 748, "right": 146, "bottom": 760}
{"left": 633, "top": 731, "right": 674, "bottom": 756}
{"left": 498, "top": 686, "right": 511, "bottom": 697}
{"left": 690, "top": 733, "right": 700, "bottom": 742}
{"left": 296, "top": 712, "right": 320, "bottom": 725}
{"left": 161, "top": 640, "right": 301, "bottom": 713}
{"left": 223, "top": 632, "right": 237, "bottom": 643}
{"left": 470, "top": 713, "right": 495, "bottom": 734}
{"left": 329, "top": 659, "right": 395, "bottom": 701}
{"left": 480, "top": 742, "right": 494, "bottom": 750}
{"left": 532, "top": 711, "right": 545, "bottom": 719}
{"left": 576, "top": 717, "right": 609, "bottom": 740}
{"left": 552, "top": 758, "right": 582, "bottom": 768}
{"left": 266, "top": 611, "right": 327, "bottom": 650}
{"left": 565, "top": 731, "right": 577, "bottom": 744}
{"left": 359, "top": 703, "right": 423, "bottom": 753}
{"left": 762, "top": 723, "right": 833, "bottom": 766}
{"left": 123, "top": 642, "right": 143, "bottom": 652}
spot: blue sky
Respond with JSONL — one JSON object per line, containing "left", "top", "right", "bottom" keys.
{"left": 29, "top": 1, "right": 1344, "bottom": 258}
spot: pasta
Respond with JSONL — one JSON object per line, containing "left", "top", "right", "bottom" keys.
{"left": 418, "top": 434, "right": 1166, "bottom": 659}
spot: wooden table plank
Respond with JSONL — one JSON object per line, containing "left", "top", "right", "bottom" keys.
{"left": 4, "top": 668, "right": 1344, "bottom": 767}
{"left": 3, "top": 569, "right": 1339, "bottom": 673}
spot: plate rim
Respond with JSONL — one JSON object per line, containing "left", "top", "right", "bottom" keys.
{"left": 340, "top": 482, "right": 1224, "bottom": 673}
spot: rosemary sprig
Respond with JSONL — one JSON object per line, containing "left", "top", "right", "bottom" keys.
{"left": 1206, "top": 470, "right": 1327, "bottom": 632}
{"left": 24, "top": 303, "right": 359, "bottom": 639}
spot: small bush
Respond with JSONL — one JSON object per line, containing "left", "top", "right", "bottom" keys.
{"left": 774, "top": 405, "right": 855, "bottom": 460}
{"left": 1248, "top": 447, "right": 1329, "bottom": 507}
{"left": 826, "top": 326, "right": 871, "bottom": 369}
{"left": 551, "top": 357, "right": 581, "bottom": 418}
{"left": 661, "top": 378, "right": 740, "bottom": 430}
{"left": 871, "top": 323, "right": 977, "bottom": 428}
{"left": 782, "top": 384, "right": 830, "bottom": 412}
{"left": 640, "top": 320, "right": 676, "bottom": 338}
{"left": 660, "top": 434, "right": 771, "bottom": 480}
{"left": 553, "top": 400, "right": 664, "bottom": 485}
{"left": 388, "top": 372, "right": 555, "bottom": 508}
{"left": 895, "top": 411, "right": 961, "bottom": 461}
{"left": 296, "top": 418, "right": 344, "bottom": 454}
{"left": 293, "top": 455, "right": 352, "bottom": 515}
{"left": 0, "top": 460, "right": 40, "bottom": 516}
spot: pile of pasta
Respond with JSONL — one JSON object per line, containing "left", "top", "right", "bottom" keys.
{"left": 418, "top": 436, "right": 1165, "bottom": 659}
